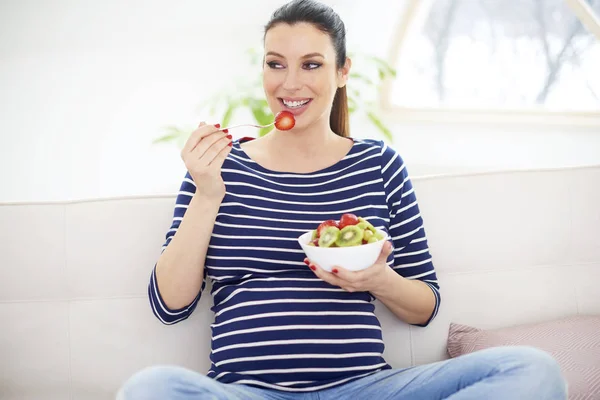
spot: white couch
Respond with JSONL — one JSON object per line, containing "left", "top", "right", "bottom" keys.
{"left": 1, "top": 166, "right": 599, "bottom": 400}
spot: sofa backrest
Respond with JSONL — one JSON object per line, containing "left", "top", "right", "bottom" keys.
{"left": 1, "top": 166, "right": 599, "bottom": 399}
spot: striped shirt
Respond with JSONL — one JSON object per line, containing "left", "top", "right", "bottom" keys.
{"left": 148, "top": 137, "right": 441, "bottom": 392}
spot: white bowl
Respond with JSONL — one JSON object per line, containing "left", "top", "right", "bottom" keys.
{"left": 297, "top": 228, "right": 389, "bottom": 272}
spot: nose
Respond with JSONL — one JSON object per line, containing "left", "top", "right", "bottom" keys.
{"left": 282, "top": 67, "right": 302, "bottom": 91}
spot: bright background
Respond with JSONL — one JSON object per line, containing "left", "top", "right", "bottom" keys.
{"left": 1, "top": 0, "right": 599, "bottom": 202}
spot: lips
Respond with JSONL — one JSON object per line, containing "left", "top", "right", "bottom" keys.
{"left": 278, "top": 98, "right": 312, "bottom": 116}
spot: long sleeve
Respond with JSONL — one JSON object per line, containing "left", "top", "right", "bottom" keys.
{"left": 148, "top": 172, "right": 207, "bottom": 325}
{"left": 379, "top": 142, "right": 441, "bottom": 326}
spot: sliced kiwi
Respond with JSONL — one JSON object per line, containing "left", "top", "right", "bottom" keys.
{"left": 311, "top": 229, "right": 318, "bottom": 240}
{"left": 367, "top": 236, "right": 379, "bottom": 244}
{"left": 358, "top": 217, "right": 377, "bottom": 233}
{"left": 374, "top": 231, "right": 385, "bottom": 241}
{"left": 335, "top": 225, "right": 364, "bottom": 247}
{"left": 356, "top": 222, "right": 369, "bottom": 230}
{"left": 318, "top": 226, "right": 340, "bottom": 248}
{"left": 363, "top": 229, "right": 374, "bottom": 241}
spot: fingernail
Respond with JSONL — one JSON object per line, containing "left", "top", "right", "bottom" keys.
{"left": 228, "top": 142, "right": 233, "bottom": 147}
{"left": 223, "top": 129, "right": 229, "bottom": 133}
{"left": 226, "top": 134, "right": 232, "bottom": 139}
{"left": 214, "top": 123, "right": 221, "bottom": 128}
{"left": 332, "top": 268, "right": 338, "bottom": 274}
{"left": 303, "top": 259, "right": 310, "bottom": 265}
{"left": 309, "top": 265, "right": 316, "bottom": 271}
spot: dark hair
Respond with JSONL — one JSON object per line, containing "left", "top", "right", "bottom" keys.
{"left": 264, "top": 0, "right": 350, "bottom": 137}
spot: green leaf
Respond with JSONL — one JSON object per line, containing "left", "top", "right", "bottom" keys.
{"left": 348, "top": 88, "right": 361, "bottom": 100}
{"left": 350, "top": 72, "right": 374, "bottom": 86}
{"left": 366, "top": 111, "right": 393, "bottom": 142}
{"left": 152, "top": 132, "right": 179, "bottom": 144}
{"left": 221, "top": 100, "right": 240, "bottom": 127}
{"left": 259, "top": 126, "right": 274, "bottom": 137}
{"left": 154, "top": 48, "right": 399, "bottom": 149}
{"left": 369, "top": 56, "right": 396, "bottom": 76}
{"left": 249, "top": 99, "right": 273, "bottom": 126}
{"left": 248, "top": 98, "right": 274, "bottom": 136}
{"left": 347, "top": 96, "right": 359, "bottom": 114}
{"left": 152, "top": 126, "right": 188, "bottom": 144}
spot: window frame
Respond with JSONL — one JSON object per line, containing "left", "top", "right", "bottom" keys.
{"left": 380, "top": 0, "right": 600, "bottom": 126}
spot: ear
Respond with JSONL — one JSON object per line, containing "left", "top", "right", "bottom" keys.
{"left": 337, "top": 57, "right": 352, "bottom": 88}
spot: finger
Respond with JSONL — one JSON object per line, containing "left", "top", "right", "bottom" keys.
{"left": 189, "top": 124, "right": 224, "bottom": 153}
{"left": 304, "top": 258, "right": 346, "bottom": 288}
{"left": 209, "top": 139, "right": 234, "bottom": 170}
{"left": 181, "top": 123, "right": 221, "bottom": 154}
{"left": 182, "top": 128, "right": 212, "bottom": 155}
{"left": 329, "top": 242, "right": 393, "bottom": 283}
{"left": 191, "top": 131, "right": 229, "bottom": 162}
{"left": 199, "top": 135, "right": 232, "bottom": 167}
{"left": 375, "top": 240, "right": 394, "bottom": 265}
{"left": 329, "top": 265, "right": 361, "bottom": 283}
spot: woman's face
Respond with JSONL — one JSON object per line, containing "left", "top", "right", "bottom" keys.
{"left": 263, "top": 22, "right": 350, "bottom": 132}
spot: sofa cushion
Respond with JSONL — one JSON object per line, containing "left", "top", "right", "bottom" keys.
{"left": 447, "top": 315, "right": 600, "bottom": 400}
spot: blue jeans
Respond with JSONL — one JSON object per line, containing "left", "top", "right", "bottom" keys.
{"left": 117, "top": 346, "right": 567, "bottom": 400}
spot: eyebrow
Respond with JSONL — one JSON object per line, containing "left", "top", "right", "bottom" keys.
{"left": 265, "top": 51, "right": 325, "bottom": 59}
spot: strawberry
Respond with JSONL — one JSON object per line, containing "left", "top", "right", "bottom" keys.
{"left": 274, "top": 111, "right": 295, "bottom": 131}
{"left": 338, "top": 213, "right": 359, "bottom": 229}
{"left": 316, "top": 219, "right": 338, "bottom": 238}
{"left": 311, "top": 238, "right": 320, "bottom": 247}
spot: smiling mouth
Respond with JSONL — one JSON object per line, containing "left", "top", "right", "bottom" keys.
{"left": 279, "top": 98, "right": 312, "bottom": 109}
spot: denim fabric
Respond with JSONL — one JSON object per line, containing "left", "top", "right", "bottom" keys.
{"left": 117, "top": 346, "right": 567, "bottom": 400}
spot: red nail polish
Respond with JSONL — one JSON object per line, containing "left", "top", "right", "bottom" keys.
{"left": 223, "top": 129, "right": 229, "bottom": 133}
{"left": 332, "top": 268, "right": 338, "bottom": 274}
{"left": 226, "top": 134, "right": 232, "bottom": 139}
{"left": 215, "top": 123, "right": 221, "bottom": 128}
{"left": 228, "top": 142, "right": 233, "bottom": 147}
{"left": 310, "top": 265, "right": 316, "bottom": 271}
{"left": 303, "top": 259, "right": 310, "bottom": 265}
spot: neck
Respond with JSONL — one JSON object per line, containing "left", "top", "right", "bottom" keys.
{"left": 267, "top": 118, "right": 341, "bottom": 157}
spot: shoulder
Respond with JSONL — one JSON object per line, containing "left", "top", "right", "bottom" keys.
{"left": 352, "top": 138, "right": 405, "bottom": 168}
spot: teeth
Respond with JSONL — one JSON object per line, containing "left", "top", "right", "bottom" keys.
{"left": 283, "top": 99, "right": 309, "bottom": 108}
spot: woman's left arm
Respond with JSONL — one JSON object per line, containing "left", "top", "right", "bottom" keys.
{"left": 306, "top": 143, "right": 441, "bottom": 326}
{"left": 371, "top": 261, "right": 437, "bottom": 326}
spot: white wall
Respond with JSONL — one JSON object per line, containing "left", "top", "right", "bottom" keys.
{"left": 1, "top": 0, "right": 599, "bottom": 203}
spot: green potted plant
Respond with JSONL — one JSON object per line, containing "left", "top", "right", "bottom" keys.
{"left": 154, "top": 48, "right": 396, "bottom": 147}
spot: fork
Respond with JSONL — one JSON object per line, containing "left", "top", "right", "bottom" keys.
{"left": 219, "top": 122, "right": 275, "bottom": 131}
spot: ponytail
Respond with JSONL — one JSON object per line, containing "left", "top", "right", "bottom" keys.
{"left": 330, "top": 86, "right": 350, "bottom": 137}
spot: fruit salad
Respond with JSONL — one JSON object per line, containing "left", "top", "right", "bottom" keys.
{"left": 307, "top": 213, "right": 385, "bottom": 248}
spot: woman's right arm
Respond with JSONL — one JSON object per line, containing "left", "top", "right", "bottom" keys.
{"left": 149, "top": 122, "right": 232, "bottom": 324}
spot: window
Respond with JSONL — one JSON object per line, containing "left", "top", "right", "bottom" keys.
{"left": 387, "top": 0, "right": 600, "bottom": 116}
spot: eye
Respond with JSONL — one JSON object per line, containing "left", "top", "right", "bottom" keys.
{"left": 304, "top": 62, "right": 321, "bottom": 70}
{"left": 266, "top": 61, "right": 284, "bottom": 69}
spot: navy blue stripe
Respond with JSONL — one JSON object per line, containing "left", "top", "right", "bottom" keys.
{"left": 148, "top": 138, "right": 440, "bottom": 391}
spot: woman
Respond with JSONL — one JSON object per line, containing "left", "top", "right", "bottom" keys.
{"left": 118, "top": 1, "right": 567, "bottom": 399}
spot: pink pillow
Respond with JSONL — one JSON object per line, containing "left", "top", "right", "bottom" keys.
{"left": 447, "top": 315, "right": 600, "bottom": 400}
